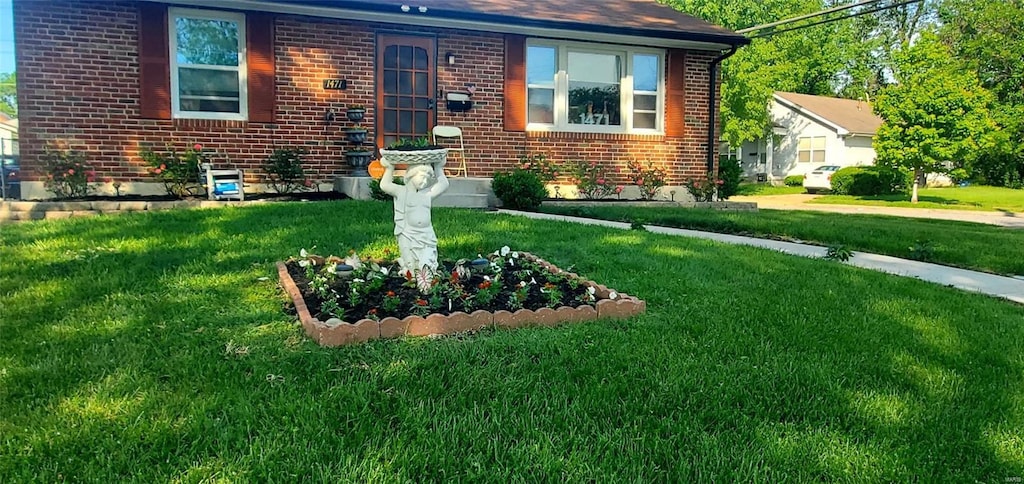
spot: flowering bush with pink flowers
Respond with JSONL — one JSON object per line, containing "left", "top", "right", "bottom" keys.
{"left": 566, "top": 159, "right": 616, "bottom": 199}
{"left": 41, "top": 145, "right": 96, "bottom": 199}
{"left": 684, "top": 176, "right": 724, "bottom": 202}
{"left": 518, "top": 153, "right": 560, "bottom": 183}
{"left": 626, "top": 159, "right": 667, "bottom": 200}
{"left": 140, "top": 143, "right": 205, "bottom": 197}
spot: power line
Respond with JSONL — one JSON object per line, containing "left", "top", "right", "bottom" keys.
{"left": 737, "top": 0, "right": 885, "bottom": 34}
{"left": 747, "top": 0, "right": 925, "bottom": 39}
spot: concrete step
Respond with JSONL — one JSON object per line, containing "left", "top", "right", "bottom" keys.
{"left": 334, "top": 176, "right": 496, "bottom": 208}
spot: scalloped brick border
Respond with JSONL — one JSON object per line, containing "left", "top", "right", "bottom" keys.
{"left": 276, "top": 252, "right": 646, "bottom": 346}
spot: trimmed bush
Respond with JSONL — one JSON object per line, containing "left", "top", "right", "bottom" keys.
{"left": 369, "top": 176, "right": 403, "bottom": 201}
{"left": 784, "top": 175, "right": 804, "bottom": 186}
{"left": 831, "top": 166, "right": 906, "bottom": 195}
{"left": 718, "top": 156, "right": 743, "bottom": 199}
{"left": 491, "top": 169, "right": 548, "bottom": 211}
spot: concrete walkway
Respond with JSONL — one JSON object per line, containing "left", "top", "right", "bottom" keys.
{"left": 730, "top": 194, "right": 1024, "bottom": 228}
{"left": 499, "top": 210, "right": 1024, "bottom": 305}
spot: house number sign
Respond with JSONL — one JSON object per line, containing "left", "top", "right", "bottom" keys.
{"left": 323, "top": 79, "right": 348, "bottom": 90}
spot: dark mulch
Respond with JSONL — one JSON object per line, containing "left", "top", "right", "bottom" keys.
{"left": 285, "top": 256, "right": 596, "bottom": 322}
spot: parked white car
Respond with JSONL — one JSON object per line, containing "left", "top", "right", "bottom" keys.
{"left": 802, "top": 165, "right": 841, "bottom": 193}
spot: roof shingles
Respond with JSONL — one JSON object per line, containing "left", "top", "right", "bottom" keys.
{"left": 775, "top": 91, "right": 884, "bottom": 136}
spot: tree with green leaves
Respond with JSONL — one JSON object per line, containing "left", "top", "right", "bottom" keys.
{"left": 873, "top": 33, "right": 994, "bottom": 202}
{"left": 940, "top": 0, "right": 1024, "bottom": 187}
{"left": 0, "top": 72, "right": 16, "bottom": 117}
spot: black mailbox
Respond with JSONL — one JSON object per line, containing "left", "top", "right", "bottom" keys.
{"left": 446, "top": 91, "right": 473, "bottom": 112}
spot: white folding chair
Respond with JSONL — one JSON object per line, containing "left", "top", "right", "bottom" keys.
{"left": 431, "top": 125, "right": 468, "bottom": 177}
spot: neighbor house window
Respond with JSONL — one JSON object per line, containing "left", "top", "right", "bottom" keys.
{"left": 526, "top": 40, "right": 663, "bottom": 133}
{"left": 798, "top": 136, "right": 826, "bottom": 163}
{"left": 169, "top": 8, "right": 247, "bottom": 120}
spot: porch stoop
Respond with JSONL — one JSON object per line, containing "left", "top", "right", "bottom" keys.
{"left": 333, "top": 176, "right": 497, "bottom": 209}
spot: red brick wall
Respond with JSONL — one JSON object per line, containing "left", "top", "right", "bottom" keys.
{"left": 14, "top": 0, "right": 720, "bottom": 188}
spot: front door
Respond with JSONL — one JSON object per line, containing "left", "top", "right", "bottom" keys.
{"left": 376, "top": 34, "right": 436, "bottom": 150}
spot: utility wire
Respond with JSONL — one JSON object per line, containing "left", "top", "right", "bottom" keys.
{"left": 747, "top": 0, "right": 925, "bottom": 39}
{"left": 736, "top": 0, "right": 885, "bottom": 34}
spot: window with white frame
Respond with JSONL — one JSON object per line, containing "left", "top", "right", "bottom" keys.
{"left": 798, "top": 136, "right": 826, "bottom": 163}
{"left": 526, "top": 41, "right": 663, "bottom": 133}
{"left": 169, "top": 8, "right": 247, "bottom": 120}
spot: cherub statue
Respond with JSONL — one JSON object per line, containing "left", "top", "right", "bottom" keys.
{"left": 378, "top": 158, "right": 449, "bottom": 274}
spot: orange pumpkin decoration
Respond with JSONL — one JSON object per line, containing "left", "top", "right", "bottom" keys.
{"left": 367, "top": 159, "right": 385, "bottom": 179}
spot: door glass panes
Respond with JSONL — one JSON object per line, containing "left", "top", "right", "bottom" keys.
{"left": 567, "top": 51, "right": 621, "bottom": 126}
{"left": 414, "top": 72, "right": 428, "bottom": 95}
{"left": 380, "top": 39, "right": 433, "bottom": 145}
{"left": 383, "top": 46, "right": 398, "bottom": 69}
{"left": 399, "top": 46, "right": 413, "bottom": 69}
{"left": 399, "top": 111, "right": 412, "bottom": 133}
{"left": 414, "top": 48, "right": 428, "bottom": 70}
{"left": 399, "top": 71, "right": 412, "bottom": 95}
{"left": 527, "top": 45, "right": 556, "bottom": 124}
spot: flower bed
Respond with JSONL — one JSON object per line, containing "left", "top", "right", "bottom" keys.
{"left": 277, "top": 247, "right": 645, "bottom": 346}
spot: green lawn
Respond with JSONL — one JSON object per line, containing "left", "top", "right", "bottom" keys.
{"left": 541, "top": 205, "right": 1024, "bottom": 276}
{"left": 2, "top": 202, "right": 1023, "bottom": 481}
{"left": 812, "top": 186, "right": 1024, "bottom": 213}
{"left": 735, "top": 183, "right": 807, "bottom": 196}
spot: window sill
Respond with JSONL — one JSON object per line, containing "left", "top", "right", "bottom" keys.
{"left": 525, "top": 131, "right": 665, "bottom": 142}
{"left": 173, "top": 118, "right": 250, "bottom": 129}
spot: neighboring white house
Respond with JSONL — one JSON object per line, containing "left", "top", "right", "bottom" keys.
{"left": 737, "top": 92, "right": 884, "bottom": 182}
{"left": 0, "top": 112, "right": 16, "bottom": 157}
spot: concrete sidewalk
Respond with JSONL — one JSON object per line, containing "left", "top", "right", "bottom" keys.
{"left": 730, "top": 194, "right": 1024, "bottom": 228}
{"left": 499, "top": 210, "right": 1024, "bottom": 305}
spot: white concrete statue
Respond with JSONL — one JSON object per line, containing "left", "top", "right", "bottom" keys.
{"left": 378, "top": 159, "right": 449, "bottom": 274}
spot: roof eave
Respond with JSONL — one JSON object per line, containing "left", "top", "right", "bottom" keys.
{"left": 158, "top": 0, "right": 749, "bottom": 50}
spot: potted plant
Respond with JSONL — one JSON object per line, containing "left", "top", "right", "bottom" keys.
{"left": 379, "top": 137, "right": 447, "bottom": 167}
{"left": 344, "top": 124, "right": 368, "bottom": 145}
{"left": 346, "top": 104, "right": 366, "bottom": 123}
{"left": 345, "top": 149, "right": 375, "bottom": 176}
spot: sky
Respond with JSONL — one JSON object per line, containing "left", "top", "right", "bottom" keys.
{"left": 1, "top": 0, "right": 13, "bottom": 73}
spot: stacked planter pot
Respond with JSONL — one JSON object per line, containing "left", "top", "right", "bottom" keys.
{"left": 344, "top": 107, "right": 372, "bottom": 177}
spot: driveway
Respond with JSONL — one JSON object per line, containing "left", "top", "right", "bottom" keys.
{"left": 731, "top": 194, "right": 1024, "bottom": 228}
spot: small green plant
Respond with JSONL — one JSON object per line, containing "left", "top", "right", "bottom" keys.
{"left": 908, "top": 240, "right": 936, "bottom": 262}
{"left": 263, "top": 147, "right": 309, "bottom": 194}
{"left": 630, "top": 220, "right": 647, "bottom": 231}
{"left": 824, "top": 244, "right": 852, "bottom": 262}
{"left": 566, "top": 159, "right": 616, "bottom": 199}
{"left": 41, "top": 145, "right": 95, "bottom": 199}
{"left": 491, "top": 169, "right": 548, "bottom": 211}
{"left": 784, "top": 175, "right": 804, "bottom": 186}
{"left": 139, "top": 143, "right": 205, "bottom": 198}
{"left": 370, "top": 176, "right": 403, "bottom": 201}
{"left": 386, "top": 137, "right": 438, "bottom": 150}
{"left": 519, "top": 153, "right": 560, "bottom": 183}
{"left": 626, "top": 159, "right": 667, "bottom": 200}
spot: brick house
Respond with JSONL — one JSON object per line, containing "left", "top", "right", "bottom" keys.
{"left": 13, "top": 0, "right": 748, "bottom": 200}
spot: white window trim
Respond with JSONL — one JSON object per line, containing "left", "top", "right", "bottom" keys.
{"left": 168, "top": 7, "right": 248, "bottom": 121}
{"left": 525, "top": 39, "right": 664, "bottom": 135}
{"left": 798, "top": 136, "right": 827, "bottom": 164}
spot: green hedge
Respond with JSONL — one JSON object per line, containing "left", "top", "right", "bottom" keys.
{"left": 491, "top": 169, "right": 548, "bottom": 211}
{"left": 784, "top": 175, "right": 804, "bottom": 186}
{"left": 830, "top": 166, "right": 905, "bottom": 195}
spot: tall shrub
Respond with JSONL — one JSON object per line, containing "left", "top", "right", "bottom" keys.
{"left": 717, "top": 157, "right": 742, "bottom": 199}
